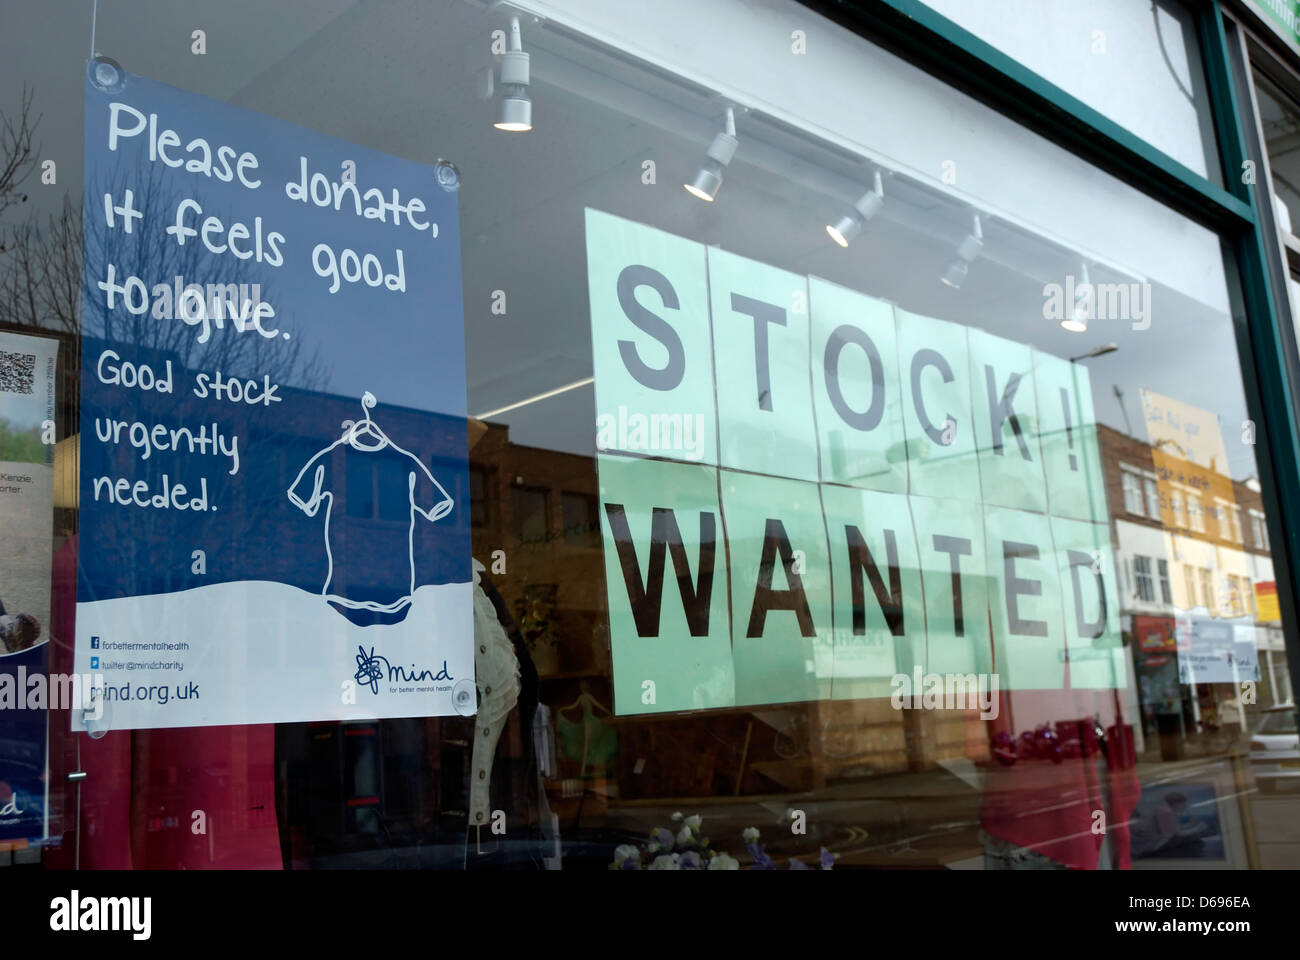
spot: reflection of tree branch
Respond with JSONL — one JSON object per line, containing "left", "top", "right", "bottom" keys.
{"left": 1, "top": 162, "right": 330, "bottom": 391}
{"left": 75, "top": 166, "right": 338, "bottom": 588}
{"left": 0, "top": 86, "right": 39, "bottom": 225}
{"left": 82, "top": 163, "right": 329, "bottom": 389}
{"left": 0, "top": 195, "right": 79, "bottom": 332}
{"left": 2, "top": 156, "right": 345, "bottom": 594}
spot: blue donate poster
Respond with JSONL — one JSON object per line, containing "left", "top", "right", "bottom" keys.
{"left": 75, "top": 66, "right": 471, "bottom": 730}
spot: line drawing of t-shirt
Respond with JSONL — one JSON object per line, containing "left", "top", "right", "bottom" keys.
{"left": 288, "top": 415, "right": 452, "bottom": 615}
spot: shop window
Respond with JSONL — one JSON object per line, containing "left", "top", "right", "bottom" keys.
{"left": 1134, "top": 555, "right": 1156, "bottom": 602}
{"left": 469, "top": 466, "right": 489, "bottom": 528}
{"left": 511, "top": 485, "right": 549, "bottom": 544}
{"left": 561, "top": 491, "right": 599, "bottom": 547}
{"left": 1251, "top": 509, "right": 1270, "bottom": 550}
{"left": 1143, "top": 476, "right": 1162, "bottom": 521}
{"left": 1200, "top": 567, "right": 1217, "bottom": 615}
{"left": 1227, "top": 575, "right": 1245, "bottom": 617}
{"left": 1214, "top": 498, "right": 1242, "bottom": 542}
{"left": 1122, "top": 468, "right": 1146, "bottom": 516}
{"left": 1182, "top": 563, "right": 1199, "bottom": 610}
{"left": 1254, "top": 67, "right": 1300, "bottom": 242}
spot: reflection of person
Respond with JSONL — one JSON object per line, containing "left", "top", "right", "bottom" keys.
{"left": 1217, "top": 691, "right": 1244, "bottom": 743}
{"left": 1130, "top": 792, "right": 1210, "bottom": 858}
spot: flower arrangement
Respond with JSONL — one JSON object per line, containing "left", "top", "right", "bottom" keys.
{"left": 610, "top": 812, "right": 837, "bottom": 870}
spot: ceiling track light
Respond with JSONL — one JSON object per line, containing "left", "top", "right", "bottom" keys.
{"left": 1061, "top": 260, "right": 1092, "bottom": 333}
{"left": 684, "top": 106, "right": 738, "bottom": 202}
{"left": 826, "top": 171, "right": 885, "bottom": 247}
{"left": 494, "top": 16, "right": 532, "bottom": 132}
{"left": 940, "top": 213, "right": 984, "bottom": 289}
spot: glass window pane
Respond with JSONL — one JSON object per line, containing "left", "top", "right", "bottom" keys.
{"left": 511, "top": 486, "right": 548, "bottom": 544}
{"left": 1135, "top": 555, "right": 1155, "bottom": 602}
{"left": 1123, "top": 470, "right": 1146, "bottom": 515}
{"left": 561, "top": 492, "right": 598, "bottom": 546}
{"left": 468, "top": 467, "right": 488, "bottom": 528}
{"left": 1182, "top": 563, "right": 1199, "bottom": 610}
{"left": 1144, "top": 477, "right": 1162, "bottom": 520}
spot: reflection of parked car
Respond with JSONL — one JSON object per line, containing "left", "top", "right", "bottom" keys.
{"left": 1250, "top": 705, "right": 1299, "bottom": 794}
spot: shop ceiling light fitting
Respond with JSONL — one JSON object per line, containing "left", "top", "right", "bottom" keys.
{"left": 1061, "top": 260, "right": 1092, "bottom": 333}
{"left": 494, "top": 15, "right": 532, "bottom": 132}
{"left": 684, "top": 106, "right": 738, "bottom": 202}
{"left": 826, "top": 170, "right": 885, "bottom": 247}
{"left": 941, "top": 213, "right": 984, "bottom": 289}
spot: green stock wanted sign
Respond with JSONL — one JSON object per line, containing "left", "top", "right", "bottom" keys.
{"left": 585, "top": 209, "right": 1123, "bottom": 715}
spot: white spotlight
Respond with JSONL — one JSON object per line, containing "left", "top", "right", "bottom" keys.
{"left": 826, "top": 171, "right": 885, "bottom": 247}
{"left": 1061, "top": 261, "right": 1092, "bottom": 333}
{"left": 941, "top": 259, "right": 969, "bottom": 288}
{"left": 494, "top": 17, "right": 532, "bottom": 132}
{"left": 941, "top": 214, "right": 984, "bottom": 288}
{"left": 684, "top": 107, "right": 738, "bottom": 201}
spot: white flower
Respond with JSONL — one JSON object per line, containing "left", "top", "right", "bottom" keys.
{"left": 671, "top": 811, "right": 684, "bottom": 822}
{"left": 613, "top": 844, "right": 639, "bottom": 865}
{"left": 742, "top": 827, "right": 760, "bottom": 843}
{"left": 708, "top": 852, "right": 740, "bottom": 870}
{"left": 685, "top": 814, "right": 702, "bottom": 831}
{"left": 649, "top": 854, "right": 680, "bottom": 870}
{"left": 677, "top": 826, "right": 693, "bottom": 847}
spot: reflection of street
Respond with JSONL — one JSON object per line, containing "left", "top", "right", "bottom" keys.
{"left": 596, "top": 754, "right": 1276, "bottom": 869}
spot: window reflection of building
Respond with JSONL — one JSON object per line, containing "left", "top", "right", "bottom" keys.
{"left": 1099, "top": 423, "right": 1292, "bottom": 768}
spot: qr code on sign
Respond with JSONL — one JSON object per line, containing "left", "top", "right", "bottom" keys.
{"left": 0, "top": 350, "right": 36, "bottom": 394}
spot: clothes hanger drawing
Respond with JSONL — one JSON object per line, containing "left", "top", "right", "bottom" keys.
{"left": 287, "top": 391, "right": 454, "bottom": 614}
{"left": 340, "top": 391, "right": 392, "bottom": 451}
